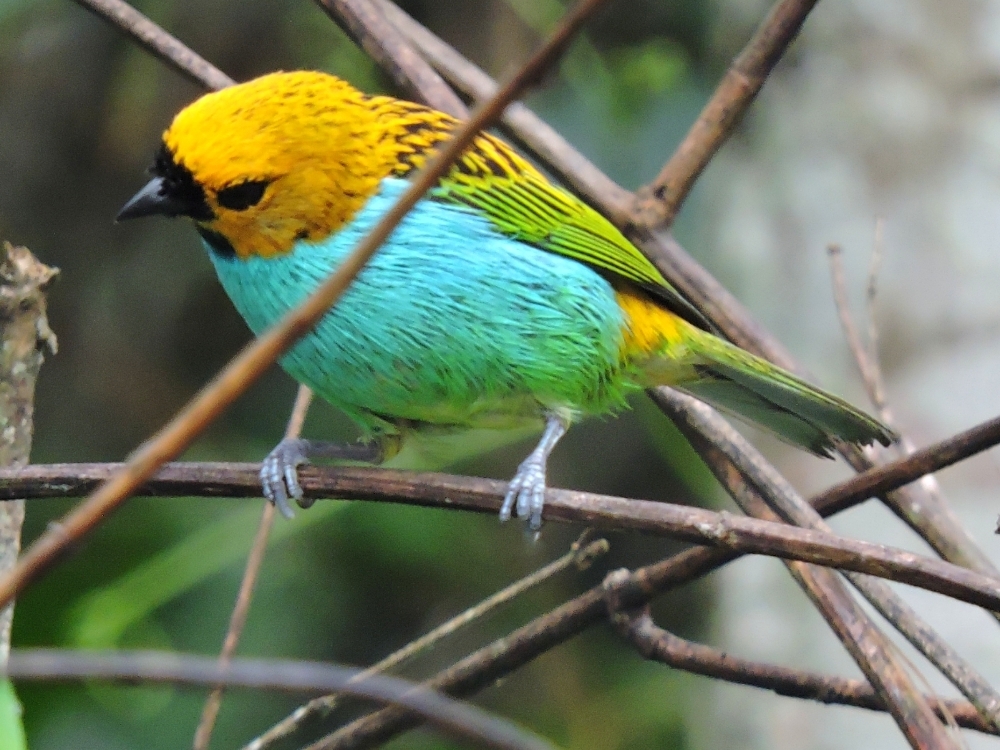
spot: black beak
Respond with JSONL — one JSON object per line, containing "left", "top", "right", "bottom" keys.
{"left": 117, "top": 176, "right": 199, "bottom": 222}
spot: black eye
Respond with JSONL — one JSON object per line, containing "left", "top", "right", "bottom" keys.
{"left": 216, "top": 180, "right": 270, "bottom": 211}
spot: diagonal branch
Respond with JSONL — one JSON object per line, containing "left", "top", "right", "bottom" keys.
{"left": 68, "top": 0, "right": 233, "bottom": 90}
{"left": 0, "top": 0, "right": 615, "bottom": 617}
{"left": 631, "top": 0, "right": 820, "bottom": 229}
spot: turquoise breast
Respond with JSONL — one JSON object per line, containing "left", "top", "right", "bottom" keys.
{"left": 209, "top": 178, "right": 632, "bottom": 434}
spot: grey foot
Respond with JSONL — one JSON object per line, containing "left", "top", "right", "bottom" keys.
{"left": 261, "top": 438, "right": 309, "bottom": 519}
{"left": 500, "top": 454, "right": 548, "bottom": 531}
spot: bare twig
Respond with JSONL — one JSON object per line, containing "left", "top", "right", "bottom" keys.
{"left": 68, "top": 0, "right": 233, "bottom": 90}
{"left": 5, "top": 649, "right": 557, "bottom": 750}
{"left": 314, "top": 0, "right": 466, "bottom": 117}
{"left": 192, "top": 385, "right": 314, "bottom": 750}
{"left": 601, "top": 595, "right": 995, "bottom": 735}
{"left": 244, "top": 531, "right": 608, "bottom": 750}
{"left": 0, "top": 0, "right": 613, "bottom": 617}
{"left": 828, "top": 243, "right": 881, "bottom": 398}
{"left": 631, "top": 0, "right": 821, "bottom": 229}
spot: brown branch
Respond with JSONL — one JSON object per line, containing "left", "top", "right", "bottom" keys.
{"left": 601, "top": 595, "right": 995, "bottom": 736}
{"left": 2, "top": 461, "right": 1000, "bottom": 612}
{"left": 653, "top": 388, "right": 1000, "bottom": 732}
{"left": 5, "top": 649, "right": 556, "bottom": 750}
{"left": 313, "top": 0, "right": 467, "bottom": 118}
{"left": 192, "top": 385, "right": 314, "bottom": 750}
{"left": 0, "top": 0, "right": 614, "bottom": 618}
{"left": 68, "top": 0, "right": 234, "bottom": 90}
{"left": 7, "top": 398, "right": 1000, "bottom": 535}
{"left": 632, "top": 0, "right": 820, "bottom": 229}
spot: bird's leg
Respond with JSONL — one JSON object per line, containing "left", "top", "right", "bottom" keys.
{"left": 261, "top": 436, "right": 399, "bottom": 519}
{"left": 500, "top": 413, "right": 569, "bottom": 531}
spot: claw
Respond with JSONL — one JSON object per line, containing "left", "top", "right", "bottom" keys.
{"left": 260, "top": 438, "right": 309, "bottom": 519}
{"left": 499, "top": 414, "right": 568, "bottom": 531}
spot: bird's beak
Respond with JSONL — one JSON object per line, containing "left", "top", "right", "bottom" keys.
{"left": 117, "top": 176, "right": 196, "bottom": 222}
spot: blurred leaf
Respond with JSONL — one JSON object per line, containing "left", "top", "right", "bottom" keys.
{"left": 68, "top": 501, "right": 348, "bottom": 648}
{"left": 0, "top": 680, "right": 27, "bottom": 750}
{"left": 606, "top": 38, "right": 688, "bottom": 117}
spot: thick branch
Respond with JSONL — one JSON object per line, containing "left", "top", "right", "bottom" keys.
{"left": 0, "top": 244, "right": 56, "bottom": 664}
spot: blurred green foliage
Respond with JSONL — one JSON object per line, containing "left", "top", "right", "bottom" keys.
{"left": 0, "top": 0, "right": 723, "bottom": 747}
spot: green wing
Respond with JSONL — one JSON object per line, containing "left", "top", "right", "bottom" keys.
{"left": 370, "top": 96, "right": 711, "bottom": 330}
{"left": 432, "top": 142, "right": 713, "bottom": 331}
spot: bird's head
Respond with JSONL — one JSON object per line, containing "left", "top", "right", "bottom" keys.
{"left": 118, "top": 71, "right": 390, "bottom": 259}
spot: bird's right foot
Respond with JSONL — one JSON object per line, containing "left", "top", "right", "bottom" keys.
{"left": 261, "top": 438, "right": 311, "bottom": 519}
{"left": 260, "top": 436, "right": 398, "bottom": 519}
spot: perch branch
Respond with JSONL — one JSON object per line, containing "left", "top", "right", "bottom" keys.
{"left": 1, "top": 462, "right": 999, "bottom": 610}
{"left": 0, "top": 0, "right": 613, "bottom": 617}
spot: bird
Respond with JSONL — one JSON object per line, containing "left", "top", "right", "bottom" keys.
{"left": 118, "top": 70, "right": 896, "bottom": 530}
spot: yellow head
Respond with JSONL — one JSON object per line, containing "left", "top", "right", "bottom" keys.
{"left": 118, "top": 71, "right": 399, "bottom": 258}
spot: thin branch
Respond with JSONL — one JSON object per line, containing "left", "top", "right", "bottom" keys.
{"left": 3, "top": 462, "right": 1000, "bottom": 611}
{"left": 5, "top": 649, "right": 557, "bottom": 750}
{"left": 601, "top": 595, "right": 995, "bottom": 736}
{"left": 631, "top": 0, "right": 821, "bottom": 228}
{"left": 0, "top": 0, "right": 613, "bottom": 617}
{"left": 244, "top": 531, "right": 608, "bottom": 750}
{"left": 314, "top": 0, "right": 467, "bottom": 118}
{"left": 653, "top": 388, "right": 1000, "bottom": 732}
{"left": 828, "top": 243, "right": 881, "bottom": 398}
{"left": 192, "top": 385, "right": 314, "bottom": 750}
{"left": 68, "top": 0, "right": 234, "bottom": 90}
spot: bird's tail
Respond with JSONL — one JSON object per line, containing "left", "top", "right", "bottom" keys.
{"left": 619, "top": 292, "right": 897, "bottom": 457}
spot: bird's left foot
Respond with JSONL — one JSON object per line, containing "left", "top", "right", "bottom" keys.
{"left": 499, "top": 414, "right": 568, "bottom": 531}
